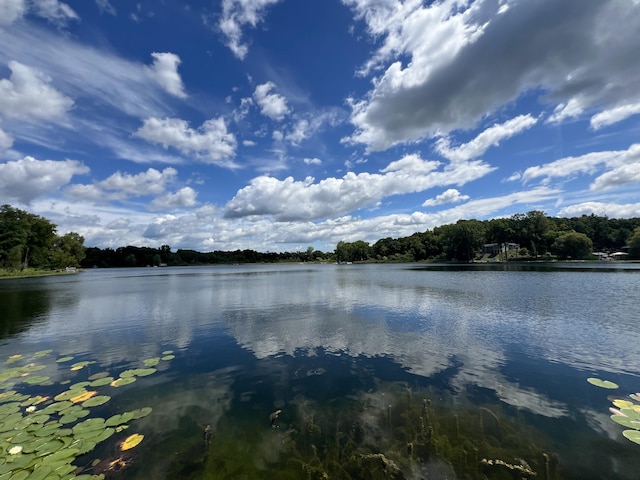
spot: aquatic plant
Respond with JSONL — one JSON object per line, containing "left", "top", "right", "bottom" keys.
{"left": 0, "top": 348, "right": 175, "bottom": 478}
{"left": 587, "top": 377, "right": 640, "bottom": 447}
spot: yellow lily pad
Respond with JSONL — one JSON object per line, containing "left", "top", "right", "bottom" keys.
{"left": 120, "top": 433, "right": 144, "bottom": 451}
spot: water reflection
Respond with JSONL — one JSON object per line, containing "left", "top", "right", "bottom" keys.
{"left": 1, "top": 264, "right": 640, "bottom": 479}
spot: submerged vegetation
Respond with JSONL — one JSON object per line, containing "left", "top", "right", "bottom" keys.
{"left": 0, "top": 350, "right": 174, "bottom": 479}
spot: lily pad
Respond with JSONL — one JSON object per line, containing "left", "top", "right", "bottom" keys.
{"left": 69, "top": 381, "right": 91, "bottom": 390}
{"left": 22, "top": 376, "right": 50, "bottom": 385}
{"left": 630, "top": 393, "right": 640, "bottom": 402}
{"left": 33, "top": 350, "right": 53, "bottom": 358}
{"left": 120, "top": 433, "right": 144, "bottom": 451}
{"left": 131, "top": 368, "right": 156, "bottom": 377}
{"left": 105, "top": 412, "right": 134, "bottom": 427}
{"left": 56, "top": 357, "right": 74, "bottom": 363}
{"left": 143, "top": 357, "right": 160, "bottom": 367}
{"left": 70, "top": 390, "right": 98, "bottom": 404}
{"left": 162, "top": 350, "right": 173, "bottom": 355}
{"left": 110, "top": 377, "right": 136, "bottom": 387}
{"left": 611, "top": 415, "right": 640, "bottom": 430}
{"left": 89, "top": 377, "right": 113, "bottom": 387}
{"left": 129, "top": 407, "right": 152, "bottom": 420}
{"left": 72, "top": 417, "right": 105, "bottom": 434}
{"left": 623, "top": 429, "right": 640, "bottom": 445}
{"left": 82, "top": 395, "right": 110, "bottom": 408}
{"left": 87, "top": 372, "right": 110, "bottom": 381}
{"left": 587, "top": 378, "right": 619, "bottom": 389}
{"left": 161, "top": 355, "right": 175, "bottom": 361}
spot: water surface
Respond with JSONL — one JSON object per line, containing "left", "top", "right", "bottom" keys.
{"left": 1, "top": 263, "right": 639, "bottom": 479}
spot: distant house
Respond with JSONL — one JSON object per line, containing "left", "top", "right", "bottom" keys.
{"left": 482, "top": 243, "right": 520, "bottom": 255}
{"left": 593, "top": 252, "right": 611, "bottom": 261}
{"left": 611, "top": 252, "right": 629, "bottom": 261}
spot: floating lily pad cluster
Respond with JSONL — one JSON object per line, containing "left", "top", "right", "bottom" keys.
{"left": 587, "top": 377, "right": 640, "bottom": 446}
{"left": 0, "top": 349, "right": 175, "bottom": 478}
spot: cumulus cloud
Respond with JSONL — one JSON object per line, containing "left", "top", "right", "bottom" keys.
{"left": 67, "top": 167, "right": 179, "bottom": 202}
{"left": 224, "top": 153, "right": 495, "bottom": 221}
{"left": 217, "top": 0, "right": 283, "bottom": 59}
{"left": 303, "top": 157, "right": 322, "bottom": 166}
{"left": 343, "top": 0, "right": 640, "bottom": 151}
{"left": 0, "top": 0, "right": 26, "bottom": 25}
{"left": 558, "top": 202, "right": 640, "bottom": 218}
{"left": 422, "top": 188, "right": 470, "bottom": 207}
{"left": 547, "top": 98, "right": 585, "bottom": 124}
{"left": 520, "top": 144, "right": 639, "bottom": 188}
{"left": 253, "top": 81, "right": 289, "bottom": 121}
{"left": 590, "top": 103, "right": 640, "bottom": 130}
{"left": 0, "top": 156, "right": 89, "bottom": 203}
{"left": 0, "top": 128, "right": 13, "bottom": 153}
{"left": 0, "top": 61, "right": 74, "bottom": 121}
{"left": 147, "top": 52, "right": 187, "bottom": 98}
{"left": 150, "top": 187, "right": 198, "bottom": 210}
{"left": 436, "top": 114, "right": 538, "bottom": 162}
{"left": 134, "top": 117, "right": 237, "bottom": 166}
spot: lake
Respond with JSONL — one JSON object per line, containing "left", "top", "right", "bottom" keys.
{"left": 1, "top": 263, "right": 640, "bottom": 479}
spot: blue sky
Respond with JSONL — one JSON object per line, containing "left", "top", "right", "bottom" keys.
{"left": 1, "top": 0, "right": 639, "bottom": 253}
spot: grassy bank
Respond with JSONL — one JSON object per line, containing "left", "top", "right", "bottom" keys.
{"left": 0, "top": 268, "right": 80, "bottom": 280}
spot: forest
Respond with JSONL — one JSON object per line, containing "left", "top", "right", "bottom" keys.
{"left": 2, "top": 205, "right": 640, "bottom": 271}
{"left": 0, "top": 205, "right": 86, "bottom": 272}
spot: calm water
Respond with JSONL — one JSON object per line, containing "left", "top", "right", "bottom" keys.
{"left": 1, "top": 263, "right": 640, "bottom": 479}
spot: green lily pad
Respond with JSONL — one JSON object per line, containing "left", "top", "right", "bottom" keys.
{"left": 34, "top": 423, "right": 62, "bottom": 437}
{"left": 34, "top": 438, "right": 65, "bottom": 455}
{"left": 143, "top": 357, "right": 160, "bottom": 367}
{"left": 161, "top": 355, "right": 175, "bottom": 361}
{"left": 162, "top": 350, "right": 173, "bottom": 355}
{"left": 22, "top": 376, "right": 50, "bottom": 385}
{"left": 110, "top": 377, "right": 136, "bottom": 387}
{"left": 82, "top": 396, "right": 110, "bottom": 408}
{"left": 69, "top": 382, "right": 91, "bottom": 390}
{"left": 105, "top": 412, "right": 134, "bottom": 427}
{"left": 132, "top": 368, "right": 156, "bottom": 377}
{"left": 28, "top": 464, "right": 53, "bottom": 480}
{"left": 41, "top": 401, "right": 73, "bottom": 414}
{"left": 71, "top": 438, "right": 97, "bottom": 455}
{"left": 87, "top": 372, "right": 109, "bottom": 381}
{"left": 587, "top": 378, "right": 619, "bottom": 389}
{"left": 129, "top": 406, "right": 153, "bottom": 420}
{"left": 630, "top": 394, "right": 640, "bottom": 402}
{"left": 89, "top": 377, "right": 113, "bottom": 387}
{"left": 611, "top": 414, "right": 640, "bottom": 430}
{"left": 56, "top": 357, "right": 74, "bottom": 363}
{"left": 623, "top": 429, "right": 640, "bottom": 445}
{"left": 33, "top": 350, "right": 53, "bottom": 358}
{"left": 72, "top": 418, "right": 105, "bottom": 434}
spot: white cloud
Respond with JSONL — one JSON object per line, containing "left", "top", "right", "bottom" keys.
{"left": 0, "top": 128, "right": 13, "bottom": 153}
{"left": 242, "top": 139, "right": 256, "bottom": 146}
{"left": 303, "top": 157, "right": 322, "bottom": 166}
{"left": 558, "top": 201, "right": 640, "bottom": 219}
{"left": 422, "top": 188, "right": 470, "bottom": 207}
{"left": 31, "top": 0, "right": 79, "bottom": 25}
{"left": 66, "top": 167, "right": 197, "bottom": 212}
{"left": 590, "top": 103, "right": 640, "bottom": 130}
{"left": 0, "top": 61, "right": 74, "bottom": 121}
{"left": 150, "top": 187, "right": 198, "bottom": 210}
{"left": 147, "top": 52, "right": 187, "bottom": 98}
{"left": 0, "top": 155, "right": 89, "bottom": 203}
{"left": 224, "top": 153, "right": 494, "bottom": 221}
{"left": 95, "top": 0, "right": 116, "bottom": 15}
{"left": 547, "top": 98, "right": 585, "bottom": 124}
{"left": 590, "top": 145, "right": 640, "bottom": 191}
{"left": 253, "top": 81, "right": 289, "bottom": 121}
{"left": 521, "top": 144, "right": 639, "bottom": 185}
{"left": 435, "top": 114, "right": 538, "bottom": 162}
{"left": 0, "top": 0, "right": 26, "bottom": 25}
{"left": 134, "top": 117, "right": 238, "bottom": 166}
{"left": 343, "top": 0, "right": 640, "bottom": 151}
{"left": 217, "top": 0, "right": 283, "bottom": 60}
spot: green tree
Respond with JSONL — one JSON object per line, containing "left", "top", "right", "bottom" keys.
{"left": 50, "top": 232, "right": 86, "bottom": 268}
{"left": 629, "top": 227, "right": 640, "bottom": 259}
{"left": 552, "top": 231, "right": 593, "bottom": 260}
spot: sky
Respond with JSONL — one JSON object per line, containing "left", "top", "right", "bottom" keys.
{"left": 1, "top": 0, "right": 639, "bottom": 253}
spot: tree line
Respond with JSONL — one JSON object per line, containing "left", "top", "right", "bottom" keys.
{"left": 3, "top": 205, "right": 640, "bottom": 271}
{"left": 0, "top": 205, "right": 86, "bottom": 271}
{"left": 336, "top": 211, "right": 640, "bottom": 263}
